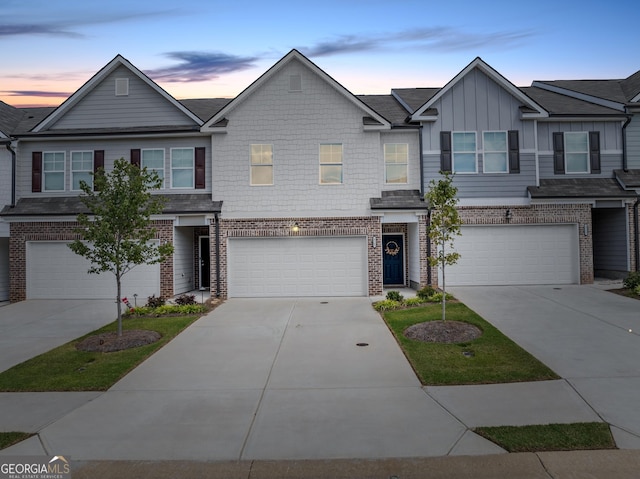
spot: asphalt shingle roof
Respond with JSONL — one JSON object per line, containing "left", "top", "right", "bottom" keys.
{"left": 0, "top": 194, "right": 222, "bottom": 217}
{"left": 357, "top": 95, "right": 412, "bottom": 125}
{"left": 521, "top": 87, "right": 625, "bottom": 116}
{"left": 370, "top": 190, "right": 427, "bottom": 210}
{"left": 527, "top": 179, "right": 638, "bottom": 199}
{"left": 391, "top": 88, "right": 440, "bottom": 113}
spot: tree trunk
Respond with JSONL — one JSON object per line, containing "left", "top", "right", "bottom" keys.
{"left": 441, "top": 238, "right": 446, "bottom": 322}
{"left": 116, "top": 276, "right": 122, "bottom": 337}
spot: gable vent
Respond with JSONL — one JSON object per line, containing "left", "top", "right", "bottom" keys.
{"left": 289, "top": 74, "right": 302, "bottom": 92}
{"left": 115, "top": 78, "right": 129, "bottom": 96}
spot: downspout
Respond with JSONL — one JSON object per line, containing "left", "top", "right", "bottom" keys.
{"left": 418, "top": 124, "right": 433, "bottom": 285}
{"left": 635, "top": 198, "right": 639, "bottom": 272}
{"left": 4, "top": 142, "right": 16, "bottom": 207}
{"left": 622, "top": 115, "right": 632, "bottom": 172}
{"left": 214, "top": 212, "right": 221, "bottom": 298}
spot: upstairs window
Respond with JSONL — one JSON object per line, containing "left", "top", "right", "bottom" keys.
{"left": 250, "top": 144, "right": 273, "bottom": 185}
{"left": 319, "top": 143, "right": 343, "bottom": 184}
{"left": 142, "top": 149, "right": 165, "bottom": 187}
{"left": 384, "top": 143, "right": 408, "bottom": 183}
{"left": 71, "top": 151, "right": 94, "bottom": 190}
{"left": 171, "top": 148, "right": 194, "bottom": 188}
{"left": 43, "top": 151, "right": 65, "bottom": 191}
{"left": 564, "top": 132, "right": 589, "bottom": 173}
{"left": 482, "top": 132, "right": 508, "bottom": 173}
{"left": 452, "top": 132, "right": 477, "bottom": 173}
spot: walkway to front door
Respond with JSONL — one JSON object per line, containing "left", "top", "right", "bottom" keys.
{"left": 383, "top": 234, "right": 404, "bottom": 286}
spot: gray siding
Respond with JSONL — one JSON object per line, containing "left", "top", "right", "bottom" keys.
{"left": 537, "top": 121, "right": 623, "bottom": 152}
{"left": 593, "top": 207, "right": 628, "bottom": 274}
{"left": 50, "top": 66, "right": 196, "bottom": 130}
{"left": 424, "top": 152, "right": 536, "bottom": 198}
{"left": 16, "top": 136, "right": 211, "bottom": 200}
{"left": 627, "top": 116, "right": 640, "bottom": 168}
{"left": 173, "top": 227, "right": 194, "bottom": 294}
{"left": 539, "top": 153, "right": 622, "bottom": 179}
{"left": 0, "top": 149, "right": 11, "bottom": 235}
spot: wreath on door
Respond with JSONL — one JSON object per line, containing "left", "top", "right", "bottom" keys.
{"left": 385, "top": 240, "right": 400, "bottom": 256}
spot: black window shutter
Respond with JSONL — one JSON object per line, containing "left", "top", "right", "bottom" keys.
{"left": 589, "top": 131, "right": 601, "bottom": 174}
{"left": 440, "top": 131, "right": 452, "bottom": 173}
{"left": 130, "top": 149, "right": 141, "bottom": 167}
{"left": 195, "top": 147, "right": 206, "bottom": 189}
{"left": 32, "top": 151, "right": 42, "bottom": 192}
{"left": 553, "top": 132, "right": 565, "bottom": 174}
{"left": 508, "top": 130, "right": 520, "bottom": 174}
{"left": 93, "top": 150, "right": 104, "bottom": 191}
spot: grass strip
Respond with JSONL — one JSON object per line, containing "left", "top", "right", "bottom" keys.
{"left": 0, "top": 432, "right": 33, "bottom": 450}
{"left": 474, "top": 423, "right": 616, "bottom": 452}
{"left": 383, "top": 303, "right": 559, "bottom": 385}
{"left": 0, "top": 315, "right": 201, "bottom": 392}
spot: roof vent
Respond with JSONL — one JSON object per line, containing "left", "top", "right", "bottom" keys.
{"left": 289, "top": 74, "right": 302, "bottom": 92}
{"left": 115, "top": 78, "right": 129, "bottom": 96}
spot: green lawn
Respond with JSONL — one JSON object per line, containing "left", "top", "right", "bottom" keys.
{"left": 0, "top": 432, "right": 33, "bottom": 450}
{"left": 382, "top": 302, "right": 559, "bottom": 385}
{"left": 0, "top": 314, "right": 201, "bottom": 392}
{"left": 474, "top": 423, "right": 616, "bottom": 452}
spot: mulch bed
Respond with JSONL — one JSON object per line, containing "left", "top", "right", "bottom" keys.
{"left": 76, "top": 330, "right": 161, "bottom": 353}
{"left": 404, "top": 321, "right": 482, "bottom": 344}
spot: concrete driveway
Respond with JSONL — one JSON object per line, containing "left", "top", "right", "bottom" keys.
{"left": 449, "top": 284, "right": 640, "bottom": 448}
{"left": 0, "top": 299, "right": 116, "bottom": 372}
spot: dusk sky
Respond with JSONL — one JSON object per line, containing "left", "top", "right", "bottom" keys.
{"left": 2, "top": 0, "right": 638, "bottom": 108}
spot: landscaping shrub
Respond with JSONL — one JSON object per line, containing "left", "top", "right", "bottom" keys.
{"left": 417, "top": 285, "right": 437, "bottom": 300}
{"left": 174, "top": 294, "right": 197, "bottom": 305}
{"left": 146, "top": 294, "right": 166, "bottom": 308}
{"left": 125, "top": 304, "right": 206, "bottom": 317}
{"left": 405, "top": 297, "right": 426, "bottom": 307}
{"left": 634, "top": 285, "right": 640, "bottom": 297}
{"left": 386, "top": 290, "right": 404, "bottom": 302}
{"left": 373, "top": 299, "right": 402, "bottom": 312}
{"left": 623, "top": 271, "right": 640, "bottom": 290}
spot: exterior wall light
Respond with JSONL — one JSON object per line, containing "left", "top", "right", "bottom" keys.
{"left": 291, "top": 222, "right": 300, "bottom": 233}
{"left": 372, "top": 236, "right": 377, "bottom": 248}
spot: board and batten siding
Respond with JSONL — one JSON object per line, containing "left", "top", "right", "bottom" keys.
{"left": 626, "top": 115, "right": 640, "bottom": 168}
{"left": 537, "top": 121, "right": 623, "bottom": 152}
{"left": 420, "top": 68, "right": 537, "bottom": 151}
{"left": 173, "top": 227, "right": 194, "bottom": 294}
{"left": 211, "top": 58, "right": 396, "bottom": 217}
{"left": 49, "top": 66, "right": 198, "bottom": 130}
{"left": 16, "top": 136, "right": 212, "bottom": 199}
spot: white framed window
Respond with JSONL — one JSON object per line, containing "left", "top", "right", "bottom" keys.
{"left": 142, "top": 149, "right": 165, "bottom": 187}
{"left": 565, "top": 132, "right": 589, "bottom": 173}
{"left": 171, "top": 148, "right": 194, "bottom": 188}
{"left": 71, "top": 151, "right": 93, "bottom": 190}
{"left": 452, "top": 132, "right": 477, "bottom": 173}
{"left": 43, "top": 151, "right": 65, "bottom": 191}
{"left": 250, "top": 144, "right": 273, "bottom": 186}
{"left": 482, "top": 131, "right": 508, "bottom": 173}
{"left": 384, "top": 143, "right": 408, "bottom": 183}
{"left": 319, "top": 143, "right": 343, "bottom": 184}
{"left": 115, "top": 78, "right": 129, "bottom": 96}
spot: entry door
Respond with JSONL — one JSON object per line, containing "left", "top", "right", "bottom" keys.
{"left": 199, "top": 236, "right": 210, "bottom": 288}
{"left": 383, "top": 234, "right": 404, "bottom": 285}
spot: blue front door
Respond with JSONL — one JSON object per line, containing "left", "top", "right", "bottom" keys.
{"left": 383, "top": 234, "right": 404, "bottom": 285}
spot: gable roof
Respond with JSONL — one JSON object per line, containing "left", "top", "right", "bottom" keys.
{"left": 521, "top": 86, "right": 626, "bottom": 118}
{"left": 201, "top": 49, "right": 391, "bottom": 131}
{"left": 410, "top": 57, "right": 548, "bottom": 121}
{"left": 33, "top": 55, "right": 203, "bottom": 133}
{"left": 0, "top": 101, "right": 27, "bottom": 138}
{"left": 391, "top": 88, "right": 439, "bottom": 114}
{"left": 356, "top": 94, "right": 416, "bottom": 126}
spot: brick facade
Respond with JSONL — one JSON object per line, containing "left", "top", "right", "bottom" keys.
{"left": 214, "top": 216, "right": 383, "bottom": 298}
{"left": 9, "top": 220, "right": 174, "bottom": 302}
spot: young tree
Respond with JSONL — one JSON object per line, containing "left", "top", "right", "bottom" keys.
{"left": 425, "top": 172, "right": 462, "bottom": 321}
{"left": 69, "top": 158, "right": 173, "bottom": 336}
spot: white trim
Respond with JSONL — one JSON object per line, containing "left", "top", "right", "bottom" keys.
{"left": 249, "top": 143, "right": 274, "bottom": 186}
{"left": 16, "top": 132, "right": 208, "bottom": 142}
{"left": 42, "top": 151, "right": 66, "bottom": 192}
{"left": 70, "top": 150, "right": 94, "bottom": 191}
{"left": 457, "top": 197, "right": 531, "bottom": 207}
{"left": 33, "top": 55, "right": 203, "bottom": 132}
{"left": 319, "top": 143, "right": 344, "bottom": 185}
{"left": 411, "top": 57, "right": 548, "bottom": 121}
{"left": 534, "top": 120, "right": 540, "bottom": 187}
{"left": 481, "top": 131, "right": 509, "bottom": 174}
{"left": 170, "top": 147, "right": 195, "bottom": 189}
{"left": 384, "top": 143, "right": 409, "bottom": 185}
{"left": 452, "top": 131, "right": 478, "bottom": 174}
{"left": 202, "top": 50, "right": 391, "bottom": 132}
{"left": 141, "top": 148, "right": 166, "bottom": 189}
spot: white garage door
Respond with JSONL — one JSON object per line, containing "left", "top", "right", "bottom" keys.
{"left": 228, "top": 237, "right": 368, "bottom": 297}
{"left": 445, "top": 225, "right": 579, "bottom": 286}
{"left": 27, "top": 241, "right": 160, "bottom": 299}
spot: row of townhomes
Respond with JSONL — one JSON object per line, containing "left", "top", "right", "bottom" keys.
{"left": 0, "top": 50, "right": 639, "bottom": 303}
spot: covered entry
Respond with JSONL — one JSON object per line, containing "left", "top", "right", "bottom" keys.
{"left": 227, "top": 236, "right": 368, "bottom": 297}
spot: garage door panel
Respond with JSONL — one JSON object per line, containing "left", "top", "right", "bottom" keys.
{"left": 446, "top": 225, "right": 579, "bottom": 286}
{"left": 228, "top": 237, "right": 367, "bottom": 297}
{"left": 27, "top": 241, "right": 160, "bottom": 300}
